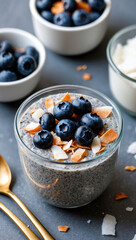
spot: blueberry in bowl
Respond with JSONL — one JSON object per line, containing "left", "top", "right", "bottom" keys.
{"left": 0, "top": 28, "right": 45, "bottom": 102}
{"left": 17, "top": 55, "right": 37, "bottom": 77}
{"left": 54, "top": 12, "right": 72, "bottom": 27}
{"left": 30, "top": 0, "right": 111, "bottom": 55}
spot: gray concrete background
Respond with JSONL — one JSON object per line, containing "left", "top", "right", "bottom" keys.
{"left": 0, "top": 0, "right": 136, "bottom": 239}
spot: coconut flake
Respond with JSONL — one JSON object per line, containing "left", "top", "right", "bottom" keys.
{"left": 51, "top": 145, "right": 68, "bottom": 160}
{"left": 63, "top": 139, "right": 73, "bottom": 150}
{"left": 87, "top": 219, "right": 92, "bottom": 224}
{"left": 102, "top": 214, "right": 117, "bottom": 236}
{"left": 92, "top": 106, "right": 112, "bottom": 118}
{"left": 47, "top": 106, "right": 54, "bottom": 114}
{"left": 126, "top": 207, "right": 133, "bottom": 212}
{"left": 127, "top": 142, "right": 136, "bottom": 154}
{"left": 24, "top": 122, "right": 42, "bottom": 133}
{"left": 32, "top": 109, "right": 44, "bottom": 122}
{"left": 91, "top": 136, "right": 101, "bottom": 154}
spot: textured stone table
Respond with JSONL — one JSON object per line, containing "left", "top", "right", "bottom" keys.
{"left": 0, "top": 0, "right": 136, "bottom": 239}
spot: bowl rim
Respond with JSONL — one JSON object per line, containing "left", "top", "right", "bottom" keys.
{"left": 106, "top": 24, "right": 136, "bottom": 83}
{"left": 14, "top": 84, "right": 123, "bottom": 166}
{"left": 0, "top": 28, "right": 46, "bottom": 86}
{"left": 29, "top": 0, "right": 111, "bottom": 32}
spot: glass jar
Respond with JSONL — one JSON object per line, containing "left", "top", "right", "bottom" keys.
{"left": 14, "top": 85, "right": 123, "bottom": 208}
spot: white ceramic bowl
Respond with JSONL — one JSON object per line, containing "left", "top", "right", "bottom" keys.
{"left": 0, "top": 28, "right": 46, "bottom": 102}
{"left": 29, "top": 0, "right": 111, "bottom": 55}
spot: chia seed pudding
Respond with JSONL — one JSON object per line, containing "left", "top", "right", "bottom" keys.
{"left": 15, "top": 86, "right": 123, "bottom": 208}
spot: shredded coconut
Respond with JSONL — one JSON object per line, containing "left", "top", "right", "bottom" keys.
{"left": 127, "top": 142, "right": 136, "bottom": 154}
{"left": 102, "top": 214, "right": 117, "bottom": 236}
{"left": 132, "top": 234, "right": 136, "bottom": 240}
{"left": 126, "top": 207, "right": 133, "bottom": 212}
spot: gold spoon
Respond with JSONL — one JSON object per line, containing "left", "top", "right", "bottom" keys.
{"left": 0, "top": 155, "right": 54, "bottom": 240}
{"left": 0, "top": 202, "right": 40, "bottom": 240}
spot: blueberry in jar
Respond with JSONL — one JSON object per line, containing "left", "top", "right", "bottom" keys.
{"left": 53, "top": 101, "right": 74, "bottom": 120}
{"left": 41, "top": 10, "right": 54, "bottom": 23}
{"left": 17, "top": 55, "right": 37, "bottom": 77}
{"left": 39, "top": 112, "right": 55, "bottom": 131}
{"left": 88, "top": 0, "right": 106, "bottom": 13}
{"left": 55, "top": 119, "right": 76, "bottom": 141}
{"left": 75, "top": 125, "right": 94, "bottom": 146}
{"left": 72, "top": 96, "right": 92, "bottom": 115}
{"left": 33, "top": 130, "right": 53, "bottom": 149}
{"left": 25, "top": 46, "right": 39, "bottom": 64}
{"left": 71, "top": 117, "right": 80, "bottom": 129}
{"left": 54, "top": 12, "right": 72, "bottom": 27}
{"left": 36, "top": 0, "right": 53, "bottom": 11}
{"left": 0, "top": 51, "right": 15, "bottom": 70}
{"left": 89, "top": 11, "right": 101, "bottom": 22}
{"left": 80, "top": 112, "right": 103, "bottom": 133}
{"left": 0, "top": 40, "right": 14, "bottom": 54}
{"left": 0, "top": 70, "right": 17, "bottom": 82}
{"left": 63, "top": 0, "right": 77, "bottom": 13}
{"left": 72, "top": 10, "right": 90, "bottom": 26}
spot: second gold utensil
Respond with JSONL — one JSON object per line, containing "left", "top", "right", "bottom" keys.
{"left": 0, "top": 202, "right": 40, "bottom": 240}
{"left": 0, "top": 155, "right": 54, "bottom": 240}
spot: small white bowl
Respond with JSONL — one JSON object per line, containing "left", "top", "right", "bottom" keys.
{"left": 0, "top": 28, "right": 46, "bottom": 102}
{"left": 29, "top": 0, "right": 111, "bottom": 55}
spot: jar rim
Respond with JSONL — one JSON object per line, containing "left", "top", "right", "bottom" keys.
{"left": 107, "top": 24, "right": 136, "bottom": 83}
{"left": 14, "top": 85, "right": 123, "bottom": 166}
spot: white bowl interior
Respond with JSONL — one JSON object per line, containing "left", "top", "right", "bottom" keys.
{"left": 0, "top": 28, "right": 46, "bottom": 102}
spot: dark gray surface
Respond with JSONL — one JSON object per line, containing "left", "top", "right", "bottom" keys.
{"left": 0, "top": 0, "right": 136, "bottom": 239}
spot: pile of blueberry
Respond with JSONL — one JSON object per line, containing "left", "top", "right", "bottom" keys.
{"left": 33, "top": 96, "right": 104, "bottom": 149}
{"left": 36, "top": 0, "right": 106, "bottom": 27}
{"left": 0, "top": 40, "right": 39, "bottom": 82}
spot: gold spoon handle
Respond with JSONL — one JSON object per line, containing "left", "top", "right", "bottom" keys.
{"left": 4, "top": 189, "right": 54, "bottom": 240}
{"left": 0, "top": 202, "right": 40, "bottom": 240}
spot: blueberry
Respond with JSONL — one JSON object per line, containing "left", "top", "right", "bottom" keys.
{"left": 0, "top": 51, "right": 15, "bottom": 71}
{"left": 36, "top": 0, "right": 53, "bottom": 11}
{"left": 55, "top": 119, "right": 76, "bottom": 141}
{"left": 39, "top": 112, "right": 55, "bottom": 131}
{"left": 33, "top": 130, "right": 53, "bottom": 149}
{"left": 71, "top": 117, "right": 80, "bottom": 129}
{"left": 80, "top": 113, "right": 103, "bottom": 133}
{"left": 75, "top": 126, "right": 94, "bottom": 146}
{"left": 25, "top": 46, "right": 39, "bottom": 64}
{"left": 89, "top": 11, "right": 101, "bottom": 22}
{"left": 17, "top": 55, "right": 37, "bottom": 77}
{"left": 72, "top": 10, "right": 90, "bottom": 26}
{"left": 72, "top": 96, "right": 92, "bottom": 116}
{"left": 0, "top": 70, "right": 17, "bottom": 82}
{"left": 14, "top": 50, "right": 25, "bottom": 60}
{"left": 88, "top": 0, "right": 106, "bottom": 13}
{"left": 53, "top": 101, "right": 74, "bottom": 120}
{"left": 63, "top": 0, "right": 77, "bottom": 12}
{"left": 0, "top": 40, "right": 14, "bottom": 54}
{"left": 54, "top": 12, "right": 72, "bottom": 27}
{"left": 41, "top": 10, "right": 54, "bottom": 23}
